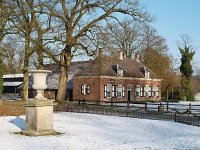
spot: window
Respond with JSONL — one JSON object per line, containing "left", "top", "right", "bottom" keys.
{"left": 145, "top": 72, "right": 150, "bottom": 78}
{"left": 152, "top": 86, "right": 158, "bottom": 97}
{"left": 117, "top": 69, "right": 124, "bottom": 77}
{"left": 104, "top": 84, "right": 112, "bottom": 98}
{"left": 155, "top": 86, "right": 159, "bottom": 97}
{"left": 127, "top": 85, "right": 131, "bottom": 91}
{"left": 117, "top": 85, "right": 122, "bottom": 98}
{"left": 112, "top": 64, "right": 124, "bottom": 77}
{"left": 107, "top": 84, "right": 112, "bottom": 98}
{"left": 144, "top": 85, "right": 149, "bottom": 97}
{"left": 104, "top": 84, "right": 125, "bottom": 98}
{"left": 81, "top": 84, "right": 90, "bottom": 95}
{"left": 135, "top": 85, "right": 140, "bottom": 97}
{"left": 144, "top": 67, "right": 150, "bottom": 79}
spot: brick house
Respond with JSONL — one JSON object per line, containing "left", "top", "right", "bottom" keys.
{"left": 73, "top": 52, "right": 161, "bottom": 103}
{"left": 2, "top": 52, "right": 161, "bottom": 103}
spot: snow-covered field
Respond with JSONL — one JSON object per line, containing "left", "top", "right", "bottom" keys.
{"left": 1, "top": 112, "right": 200, "bottom": 150}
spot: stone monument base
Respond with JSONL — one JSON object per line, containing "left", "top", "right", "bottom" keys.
{"left": 23, "top": 99, "right": 58, "bottom": 136}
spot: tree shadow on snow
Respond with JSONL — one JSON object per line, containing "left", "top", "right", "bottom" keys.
{"left": 9, "top": 117, "right": 25, "bottom": 130}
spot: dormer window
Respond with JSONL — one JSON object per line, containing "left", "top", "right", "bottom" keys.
{"left": 145, "top": 71, "right": 149, "bottom": 78}
{"left": 117, "top": 69, "right": 123, "bottom": 77}
{"left": 144, "top": 67, "right": 150, "bottom": 79}
{"left": 112, "top": 64, "right": 124, "bottom": 77}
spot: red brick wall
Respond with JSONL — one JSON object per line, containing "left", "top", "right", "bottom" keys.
{"left": 73, "top": 76, "right": 161, "bottom": 103}
{"left": 73, "top": 76, "right": 100, "bottom": 101}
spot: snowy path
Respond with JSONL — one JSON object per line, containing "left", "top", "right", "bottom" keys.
{"left": 0, "top": 112, "right": 200, "bottom": 150}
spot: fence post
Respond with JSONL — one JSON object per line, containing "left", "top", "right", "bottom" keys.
{"left": 158, "top": 103, "right": 164, "bottom": 113}
{"left": 188, "top": 103, "right": 191, "bottom": 113}
{"left": 167, "top": 103, "right": 169, "bottom": 112}
{"left": 175, "top": 112, "right": 176, "bottom": 122}
{"left": 145, "top": 102, "right": 147, "bottom": 112}
{"left": 127, "top": 101, "right": 129, "bottom": 109}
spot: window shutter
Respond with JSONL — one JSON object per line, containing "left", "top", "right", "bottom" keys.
{"left": 122, "top": 85, "right": 125, "bottom": 97}
{"left": 87, "top": 85, "right": 90, "bottom": 94}
{"left": 140, "top": 86, "right": 143, "bottom": 97}
{"left": 104, "top": 85, "right": 107, "bottom": 98}
{"left": 157, "top": 86, "right": 159, "bottom": 97}
{"left": 81, "top": 85, "right": 84, "bottom": 94}
{"left": 149, "top": 86, "right": 152, "bottom": 97}
{"left": 112, "top": 85, "right": 115, "bottom": 97}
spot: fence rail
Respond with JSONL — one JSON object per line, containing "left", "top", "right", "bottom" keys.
{"left": 55, "top": 104, "right": 200, "bottom": 127}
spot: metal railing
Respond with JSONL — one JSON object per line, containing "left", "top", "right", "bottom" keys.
{"left": 55, "top": 104, "right": 200, "bottom": 127}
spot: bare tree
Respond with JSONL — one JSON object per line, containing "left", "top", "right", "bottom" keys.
{"left": 42, "top": 0, "right": 152, "bottom": 104}
{"left": 29, "top": 0, "right": 55, "bottom": 69}
{"left": 0, "top": 0, "right": 14, "bottom": 44}
{"left": 99, "top": 19, "right": 146, "bottom": 58}
{"left": 0, "top": 0, "right": 15, "bottom": 99}
{"left": 141, "top": 26, "right": 169, "bottom": 77}
{"left": 1, "top": 39, "right": 24, "bottom": 74}
{"left": 10, "top": 0, "right": 35, "bottom": 101}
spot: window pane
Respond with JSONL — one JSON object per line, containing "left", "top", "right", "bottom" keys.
{"left": 135, "top": 85, "right": 140, "bottom": 97}
{"left": 117, "top": 85, "right": 122, "bottom": 98}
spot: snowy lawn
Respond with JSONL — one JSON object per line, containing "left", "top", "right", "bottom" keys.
{"left": 1, "top": 112, "right": 200, "bottom": 150}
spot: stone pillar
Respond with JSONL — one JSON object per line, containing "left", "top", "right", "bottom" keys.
{"left": 23, "top": 100, "right": 57, "bottom": 136}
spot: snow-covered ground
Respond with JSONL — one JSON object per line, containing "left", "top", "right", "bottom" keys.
{"left": 1, "top": 112, "right": 200, "bottom": 150}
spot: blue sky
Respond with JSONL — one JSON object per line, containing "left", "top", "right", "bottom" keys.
{"left": 140, "top": 0, "right": 200, "bottom": 72}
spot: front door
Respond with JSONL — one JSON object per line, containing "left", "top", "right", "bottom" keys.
{"left": 128, "top": 91, "right": 131, "bottom": 101}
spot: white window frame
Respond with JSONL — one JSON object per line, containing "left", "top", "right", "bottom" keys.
{"left": 152, "top": 86, "right": 158, "bottom": 97}
{"left": 117, "top": 84, "right": 123, "bottom": 98}
{"left": 105, "top": 84, "right": 112, "bottom": 98}
{"left": 144, "top": 85, "right": 149, "bottom": 97}
{"left": 81, "top": 84, "right": 90, "bottom": 95}
{"left": 135, "top": 85, "right": 140, "bottom": 97}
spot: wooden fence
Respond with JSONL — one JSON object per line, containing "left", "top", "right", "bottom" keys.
{"left": 55, "top": 104, "right": 200, "bottom": 127}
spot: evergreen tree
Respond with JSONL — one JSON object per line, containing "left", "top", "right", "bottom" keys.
{"left": 179, "top": 45, "right": 195, "bottom": 101}
{"left": 179, "top": 46, "right": 195, "bottom": 80}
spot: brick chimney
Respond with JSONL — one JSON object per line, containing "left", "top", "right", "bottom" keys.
{"left": 118, "top": 51, "right": 124, "bottom": 60}
{"left": 135, "top": 52, "right": 141, "bottom": 62}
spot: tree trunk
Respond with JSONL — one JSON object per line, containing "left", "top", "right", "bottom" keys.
{"left": 56, "top": 48, "right": 71, "bottom": 104}
{"left": 0, "top": 57, "right": 3, "bottom": 99}
{"left": 37, "top": 30, "right": 43, "bottom": 69}
{"left": 22, "top": 35, "right": 30, "bottom": 102}
{"left": 0, "top": 0, "right": 5, "bottom": 44}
